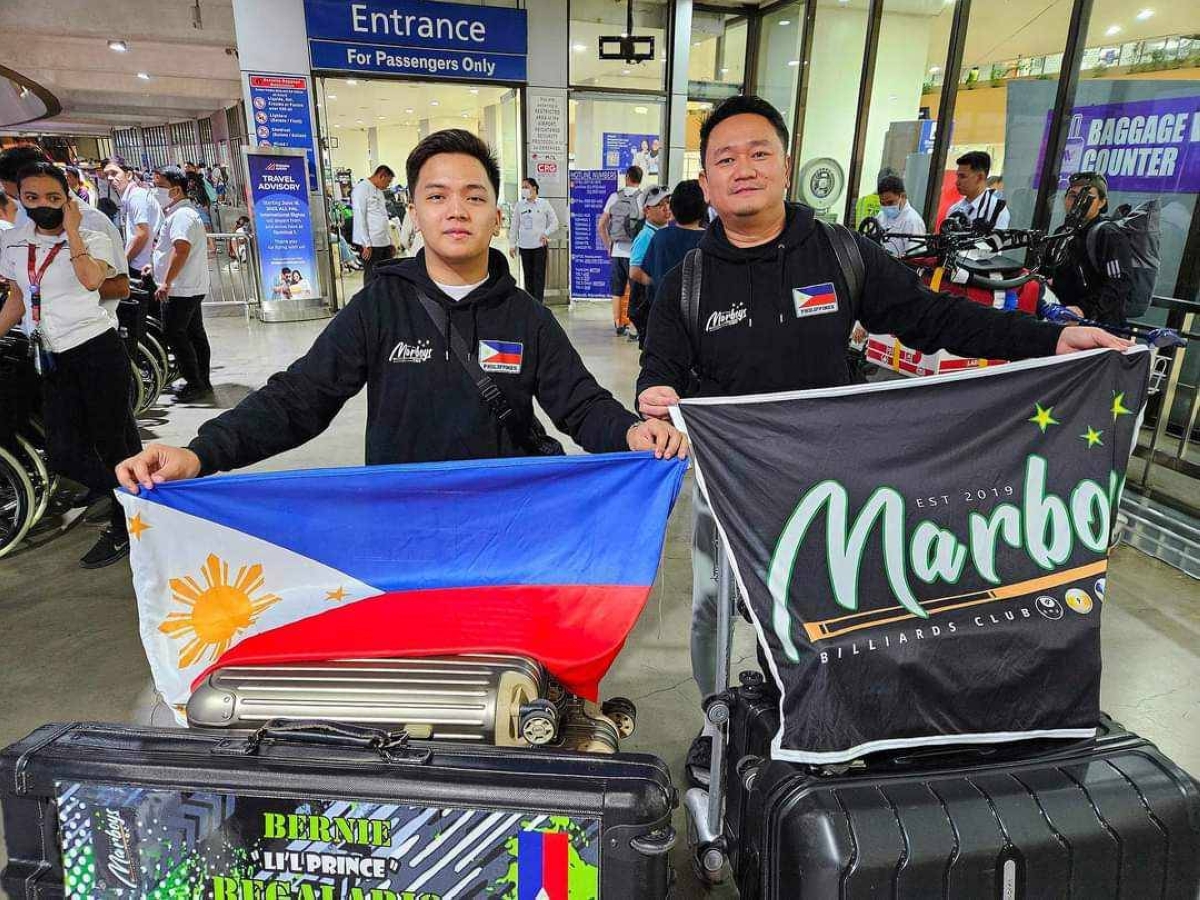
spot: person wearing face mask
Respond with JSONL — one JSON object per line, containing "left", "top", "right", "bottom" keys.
{"left": 150, "top": 165, "right": 212, "bottom": 402}
{"left": 103, "top": 159, "right": 163, "bottom": 276}
{"left": 0, "top": 162, "right": 141, "bottom": 568}
{"left": 507, "top": 177, "right": 559, "bottom": 303}
{"left": 115, "top": 129, "right": 687, "bottom": 494}
{"left": 872, "top": 174, "right": 927, "bottom": 257}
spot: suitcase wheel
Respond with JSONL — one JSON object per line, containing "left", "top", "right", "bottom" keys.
{"left": 601, "top": 697, "right": 637, "bottom": 739}
{"left": 519, "top": 699, "right": 559, "bottom": 745}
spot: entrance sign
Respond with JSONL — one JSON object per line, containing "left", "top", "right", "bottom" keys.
{"left": 245, "top": 73, "right": 318, "bottom": 191}
{"left": 569, "top": 170, "right": 617, "bottom": 300}
{"left": 676, "top": 349, "right": 1150, "bottom": 764}
{"left": 244, "top": 149, "right": 321, "bottom": 311}
{"left": 303, "top": 0, "right": 527, "bottom": 82}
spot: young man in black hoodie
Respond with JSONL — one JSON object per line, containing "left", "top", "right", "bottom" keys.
{"left": 117, "top": 129, "right": 685, "bottom": 491}
{"left": 635, "top": 95, "right": 1127, "bottom": 786}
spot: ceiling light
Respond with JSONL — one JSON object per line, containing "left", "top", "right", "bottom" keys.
{"left": 573, "top": 43, "right": 587, "bottom": 52}
{"left": 468, "top": 87, "right": 479, "bottom": 94}
{"left": 787, "top": 59, "right": 799, "bottom": 67}
{"left": 334, "top": 124, "right": 341, "bottom": 129}
{"left": 720, "top": 67, "right": 729, "bottom": 73}
{"left": 929, "top": 66, "right": 941, "bottom": 73}
{"left": 1135, "top": 8, "right": 1153, "bottom": 20}
{"left": 779, "top": 20, "right": 791, "bottom": 26}
{"left": 461, "top": 113, "right": 470, "bottom": 118}
{"left": 621, "top": 69, "right": 631, "bottom": 75}
{"left": 1105, "top": 24, "right": 1121, "bottom": 36}
{"left": 405, "top": 107, "right": 414, "bottom": 114}
{"left": 108, "top": 40, "right": 128, "bottom": 52}
{"left": 346, "top": 79, "right": 358, "bottom": 85}
{"left": 430, "top": 100, "right": 440, "bottom": 106}
{"left": 136, "top": 72, "right": 150, "bottom": 80}
{"left": 356, "top": 119, "right": 363, "bottom": 124}
{"left": 377, "top": 115, "right": 386, "bottom": 119}
{"left": 327, "top": 94, "right": 337, "bottom": 99}
{"left": 634, "top": 106, "right": 648, "bottom": 115}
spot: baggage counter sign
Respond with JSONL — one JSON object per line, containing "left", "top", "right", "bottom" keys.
{"left": 56, "top": 780, "right": 601, "bottom": 898}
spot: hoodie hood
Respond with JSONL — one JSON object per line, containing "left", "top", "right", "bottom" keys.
{"left": 700, "top": 201, "right": 816, "bottom": 261}
{"left": 382, "top": 246, "right": 517, "bottom": 309}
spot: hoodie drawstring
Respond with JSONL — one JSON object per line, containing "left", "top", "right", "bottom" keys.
{"left": 443, "top": 305, "right": 452, "bottom": 362}
{"left": 777, "top": 242, "right": 787, "bottom": 325}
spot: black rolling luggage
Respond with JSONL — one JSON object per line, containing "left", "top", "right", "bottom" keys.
{"left": 723, "top": 672, "right": 1200, "bottom": 900}
{"left": 1, "top": 721, "right": 676, "bottom": 899}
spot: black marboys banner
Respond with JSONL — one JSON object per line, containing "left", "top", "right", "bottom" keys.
{"left": 677, "top": 350, "right": 1149, "bottom": 763}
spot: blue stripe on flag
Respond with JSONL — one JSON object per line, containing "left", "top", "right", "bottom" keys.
{"left": 126, "top": 452, "right": 686, "bottom": 592}
{"left": 517, "top": 830, "right": 544, "bottom": 900}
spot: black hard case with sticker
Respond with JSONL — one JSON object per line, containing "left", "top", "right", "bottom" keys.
{"left": 1, "top": 721, "right": 676, "bottom": 899}
{"left": 722, "top": 673, "right": 1200, "bottom": 900}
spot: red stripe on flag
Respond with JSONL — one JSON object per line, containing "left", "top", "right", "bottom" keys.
{"left": 543, "top": 831, "right": 569, "bottom": 900}
{"left": 196, "top": 584, "right": 651, "bottom": 700}
{"left": 799, "top": 292, "right": 836, "bottom": 308}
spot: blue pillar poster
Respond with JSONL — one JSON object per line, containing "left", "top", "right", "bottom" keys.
{"left": 569, "top": 170, "right": 618, "bottom": 301}
{"left": 247, "top": 74, "right": 318, "bottom": 191}
{"left": 247, "top": 152, "right": 321, "bottom": 304}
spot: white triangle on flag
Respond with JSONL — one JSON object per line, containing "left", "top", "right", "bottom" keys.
{"left": 478, "top": 341, "right": 498, "bottom": 363}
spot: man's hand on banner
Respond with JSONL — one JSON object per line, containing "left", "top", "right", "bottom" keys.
{"left": 627, "top": 419, "right": 689, "bottom": 459}
{"left": 638, "top": 385, "right": 681, "bottom": 420}
{"left": 1055, "top": 326, "right": 1133, "bottom": 355}
{"left": 116, "top": 443, "right": 203, "bottom": 494}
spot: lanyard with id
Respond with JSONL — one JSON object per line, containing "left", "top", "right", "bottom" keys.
{"left": 27, "top": 241, "right": 66, "bottom": 374}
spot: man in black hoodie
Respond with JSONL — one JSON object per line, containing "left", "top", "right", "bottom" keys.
{"left": 116, "top": 129, "right": 685, "bottom": 492}
{"left": 635, "top": 95, "right": 1127, "bottom": 786}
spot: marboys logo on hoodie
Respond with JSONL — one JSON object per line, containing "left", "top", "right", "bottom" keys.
{"left": 706, "top": 302, "right": 748, "bottom": 333}
{"left": 390, "top": 340, "right": 434, "bottom": 364}
{"left": 793, "top": 282, "right": 839, "bottom": 318}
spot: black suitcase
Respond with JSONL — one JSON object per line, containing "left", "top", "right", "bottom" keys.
{"left": 723, "top": 672, "right": 1200, "bottom": 899}
{"left": 1, "top": 721, "right": 676, "bottom": 899}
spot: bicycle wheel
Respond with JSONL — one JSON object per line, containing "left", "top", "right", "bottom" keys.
{"left": 135, "top": 340, "right": 165, "bottom": 414}
{"left": 12, "top": 433, "right": 51, "bottom": 527}
{"left": 0, "top": 443, "right": 35, "bottom": 558}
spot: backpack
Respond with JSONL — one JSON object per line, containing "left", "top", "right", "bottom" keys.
{"left": 607, "top": 189, "right": 642, "bottom": 243}
{"left": 1085, "top": 199, "right": 1160, "bottom": 319}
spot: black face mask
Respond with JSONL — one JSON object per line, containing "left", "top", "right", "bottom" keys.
{"left": 24, "top": 205, "right": 64, "bottom": 230}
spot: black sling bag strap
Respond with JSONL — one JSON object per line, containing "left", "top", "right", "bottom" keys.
{"left": 416, "top": 291, "right": 564, "bottom": 456}
{"left": 816, "top": 219, "right": 866, "bottom": 308}
{"left": 680, "top": 247, "right": 704, "bottom": 356}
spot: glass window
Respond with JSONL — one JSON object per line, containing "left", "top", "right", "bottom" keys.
{"left": 940, "top": 0, "right": 1075, "bottom": 230}
{"left": 570, "top": 0, "right": 669, "bottom": 92}
{"left": 793, "top": 1, "right": 871, "bottom": 223}
{"left": 569, "top": 94, "right": 666, "bottom": 186}
{"left": 683, "top": 99, "right": 714, "bottom": 180}
{"left": 754, "top": 3, "right": 805, "bottom": 140}
{"left": 851, "top": 0, "right": 958, "bottom": 227}
{"left": 688, "top": 10, "right": 749, "bottom": 100}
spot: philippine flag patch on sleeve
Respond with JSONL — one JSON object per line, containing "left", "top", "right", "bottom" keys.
{"left": 793, "top": 282, "right": 839, "bottom": 318}
{"left": 479, "top": 340, "right": 524, "bottom": 373}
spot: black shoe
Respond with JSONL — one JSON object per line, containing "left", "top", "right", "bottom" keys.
{"left": 686, "top": 733, "right": 713, "bottom": 788}
{"left": 615, "top": 324, "right": 628, "bottom": 336}
{"left": 626, "top": 331, "right": 640, "bottom": 343}
{"left": 175, "top": 384, "right": 215, "bottom": 403}
{"left": 80, "top": 527, "right": 130, "bottom": 569}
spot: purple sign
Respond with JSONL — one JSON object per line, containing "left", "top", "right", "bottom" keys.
{"left": 1035, "top": 95, "right": 1200, "bottom": 193}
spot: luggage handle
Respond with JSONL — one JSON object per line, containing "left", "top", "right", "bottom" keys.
{"left": 240, "top": 719, "right": 432, "bottom": 765}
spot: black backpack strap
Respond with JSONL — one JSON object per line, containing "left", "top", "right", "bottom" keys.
{"left": 982, "top": 189, "right": 1007, "bottom": 230}
{"left": 680, "top": 247, "right": 703, "bottom": 354}
{"left": 817, "top": 220, "right": 866, "bottom": 308}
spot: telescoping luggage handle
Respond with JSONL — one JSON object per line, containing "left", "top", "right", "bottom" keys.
{"left": 236, "top": 719, "right": 433, "bottom": 765}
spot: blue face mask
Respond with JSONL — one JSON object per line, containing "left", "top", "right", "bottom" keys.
{"left": 880, "top": 204, "right": 901, "bottom": 220}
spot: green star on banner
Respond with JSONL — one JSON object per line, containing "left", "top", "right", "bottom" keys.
{"left": 1112, "top": 392, "right": 1132, "bottom": 421}
{"left": 1080, "top": 426, "right": 1104, "bottom": 448}
{"left": 1029, "top": 403, "right": 1059, "bottom": 433}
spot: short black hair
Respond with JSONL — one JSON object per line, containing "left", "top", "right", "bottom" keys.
{"left": 154, "top": 164, "right": 189, "bottom": 191}
{"left": 406, "top": 129, "right": 501, "bottom": 196}
{"left": 16, "top": 161, "right": 70, "bottom": 194}
{"left": 625, "top": 165, "right": 643, "bottom": 184}
{"left": 669, "top": 179, "right": 707, "bottom": 225}
{"left": 523, "top": 176, "right": 539, "bottom": 192}
{"left": 956, "top": 151, "right": 992, "bottom": 175}
{"left": 700, "top": 95, "right": 790, "bottom": 167}
{"left": 0, "top": 145, "right": 48, "bottom": 186}
{"left": 373, "top": 164, "right": 395, "bottom": 178}
{"left": 877, "top": 174, "right": 906, "bottom": 196}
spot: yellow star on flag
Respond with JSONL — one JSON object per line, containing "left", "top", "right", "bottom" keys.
{"left": 326, "top": 587, "right": 348, "bottom": 603}
{"left": 1080, "top": 426, "right": 1104, "bottom": 448}
{"left": 1111, "top": 392, "right": 1132, "bottom": 421}
{"left": 127, "top": 513, "right": 151, "bottom": 540}
{"left": 1028, "top": 403, "right": 1059, "bottom": 433}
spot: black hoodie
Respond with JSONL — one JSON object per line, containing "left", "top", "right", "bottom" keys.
{"left": 189, "top": 249, "right": 638, "bottom": 474}
{"left": 637, "top": 203, "right": 1064, "bottom": 399}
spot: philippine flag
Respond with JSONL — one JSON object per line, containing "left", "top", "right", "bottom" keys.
{"left": 116, "top": 453, "right": 685, "bottom": 718}
{"left": 518, "top": 830, "right": 570, "bottom": 900}
{"left": 479, "top": 339, "right": 524, "bottom": 373}
{"left": 792, "top": 281, "right": 839, "bottom": 318}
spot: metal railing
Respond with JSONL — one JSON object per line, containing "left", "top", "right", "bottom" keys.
{"left": 204, "top": 232, "right": 258, "bottom": 310}
{"left": 1137, "top": 296, "right": 1200, "bottom": 493}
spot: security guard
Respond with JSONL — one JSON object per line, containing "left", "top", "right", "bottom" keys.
{"left": 1047, "top": 172, "right": 1133, "bottom": 325}
{"left": 635, "top": 94, "right": 1127, "bottom": 788}
{"left": 117, "top": 129, "right": 686, "bottom": 492}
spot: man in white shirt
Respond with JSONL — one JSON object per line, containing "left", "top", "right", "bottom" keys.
{"left": 351, "top": 164, "right": 396, "bottom": 284}
{"left": 873, "top": 174, "right": 927, "bottom": 257}
{"left": 151, "top": 165, "right": 212, "bottom": 402}
{"left": 946, "top": 151, "right": 1010, "bottom": 231}
{"left": 507, "top": 176, "right": 559, "bottom": 302}
{"left": 103, "top": 160, "right": 162, "bottom": 274}
{"left": 597, "top": 165, "right": 644, "bottom": 335}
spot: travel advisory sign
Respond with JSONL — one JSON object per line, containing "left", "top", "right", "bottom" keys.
{"left": 57, "top": 781, "right": 600, "bottom": 898}
{"left": 675, "top": 349, "right": 1150, "bottom": 764}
